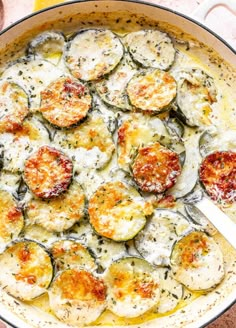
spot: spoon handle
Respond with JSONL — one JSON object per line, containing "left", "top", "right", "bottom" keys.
{"left": 195, "top": 197, "right": 236, "bottom": 249}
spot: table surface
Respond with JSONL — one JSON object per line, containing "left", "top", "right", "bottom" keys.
{"left": 0, "top": 0, "right": 235, "bottom": 327}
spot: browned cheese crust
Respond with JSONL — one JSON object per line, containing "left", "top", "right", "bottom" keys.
{"left": 132, "top": 142, "right": 181, "bottom": 193}
{"left": 24, "top": 145, "right": 73, "bottom": 198}
{"left": 199, "top": 151, "right": 236, "bottom": 203}
{"left": 39, "top": 77, "right": 91, "bottom": 128}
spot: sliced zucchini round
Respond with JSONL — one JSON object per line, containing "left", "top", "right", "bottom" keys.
{"left": 155, "top": 267, "right": 183, "bottom": 314}
{"left": 39, "top": 76, "right": 92, "bottom": 128}
{"left": 95, "top": 52, "right": 138, "bottom": 110}
{"left": 176, "top": 68, "right": 217, "bottom": 127}
{"left": 168, "top": 129, "right": 202, "bottom": 199}
{"left": 48, "top": 269, "right": 107, "bottom": 325}
{"left": 135, "top": 209, "right": 192, "bottom": 266}
{"left": 1, "top": 116, "right": 50, "bottom": 173}
{"left": 2, "top": 59, "right": 63, "bottom": 109}
{"left": 51, "top": 239, "right": 97, "bottom": 272}
{"left": 117, "top": 113, "right": 173, "bottom": 172}
{"left": 199, "top": 151, "right": 236, "bottom": 203}
{"left": 65, "top": 29, "right": 124, "bottom": 81}
{"left": 131, "top": 142, "right": 181, "bottom": 193}
{"left": 0, "top": 240, "right": 53, "bottom": 301}
{"left": 0, "top": 80, "right": 29, "bottom": 133}
{"left": 69, "top": 219, "right": 127, "bottom": 269}
{"left": 0, "top": 190, "right": 24, "bottom": 247}
{"left": 127, "top": 69, "right": 176, "bottom": 113}
{"left": 170, "top": 231, "right": 225, "bottom": 291}
{"left": 54, "top": 113, "right": 115, "bottom": 170}
{"left": 88, "top": 181, "right": 153, "bottom": 241}
{"left": 23, "top": 145, "right": 73, "bottom": 199}
{"left": 104, "top": 257, "right": 160, "bottom": 318}
{"left": 26, "top": 182, "right": 85, "bottom": 232}
{"left": 23, "top": 224, "right": 58, "bottom": 246}
{"left": 126, "top": 30, "right": 176, "bottom": 70}
{"left": 27, "top": 31, "right": 65, "bottom": 65}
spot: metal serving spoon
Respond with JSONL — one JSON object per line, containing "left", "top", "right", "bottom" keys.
{"left": 185, "top": 191, "right": 236, "bottom": 249}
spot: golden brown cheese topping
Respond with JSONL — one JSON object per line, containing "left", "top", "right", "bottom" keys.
{"left": 199, "top": 151, "right": 236, "bottom": 203}
{"left": 0, "top": 240, "right": 53, "bottom": 301}
{"left": 132, "top": 142, "right": 181, "bottom": 193}
{"left": 26, "top": 182, "right": 85, "bottom": 232}
{"left": 0, "top": 190, "right": 24, "bottom": 245}
{"left": 88, "top": 181, "right": 153, "bottom": 241}
{"left": 127, "top": 69, "right": 176, "bottom": 112}
{"left": 51, "top": 239, "right": 97, "bottom": 272}
{"left": 24, "top": 145, "right": 73, "bottom": 198}
{"left": 40, "top": 77, "right": 92, "bottom": 128}
{"left": 0, "top": 81, "right": 29, "bottom": 133}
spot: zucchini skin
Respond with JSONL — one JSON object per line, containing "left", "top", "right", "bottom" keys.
{"left": 0, "top": 239, "right": 54, "bottom": 301}
{"left": 88, "top": 181, "right": 153, "bottom": 242}
{"left": 104, "top": 256, "right": 160, "bottom": 318}
{"left": 23, "top": 145, "right": 73, "bottom": 199}
{"left": 65, "top": 29, "right": 124, "bottom": 81}
{"left": 135, "top": 209, "right": 192, "bottom": 266}
{"left": 127, "top": 69, "right": 177, "bottom": 113}
{"left": 170, "top": 231, "right": 225, "bottom": 291}
{"left": 48, "top": 268, "right": 107, "bottom": 325}
{"left": 131, "top": 142, "right": 181, "bottom": 193}
{"left": 199, "top": 151, "right": 236, "bottom": 203}
{"left": 39, "top": 76, "right": 92, "bottom": 128}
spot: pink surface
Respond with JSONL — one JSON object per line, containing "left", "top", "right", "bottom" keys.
{"left": 0, "top": 0, "right": 235, "bottom": 327}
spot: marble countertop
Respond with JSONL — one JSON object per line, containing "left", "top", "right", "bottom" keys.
{"left": 0, "top": 0, "right": 235, "bottom": 327}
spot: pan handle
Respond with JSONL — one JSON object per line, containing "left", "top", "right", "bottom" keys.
{"left": 192, "top": 0, "right": 236, "bottom": 21}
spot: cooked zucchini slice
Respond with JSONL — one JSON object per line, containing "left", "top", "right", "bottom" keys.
{"left": 0, "top": 190, "right": 24, "bottom": 247}
{"left": 199, "top": 151, "right": 236, "bottom": 203}
{"left": 51, "top": 239, "right": 97, "bottom": 272}
{"left": 23, "top": 145, "right": 73, "bottom": 199}
{"left": 176, "top": 68, "right": 217, "bottom": 127}
{"left": 0, "top": 240, "right": 53, "bottom": 301}
{"left": 2, "top": 59, "right": 63, "bottom": 109}
{"left": 155, "top": 267, "right": 183, "bottom": 314}
{"left": 69, "top": 219, "right": 127, "bottom": 269}
{"left": 88, "top": 181, "right": 153, "bottom": 241}
{"left": 170, "top": 231, "right": 225, "bottom": 291}
{"left": 168, "top": 129, "right": 201, "bottom": 199}
{"left": 27, "top": 31, "right": 65, "bottom": 65}
{"left": 54, "top": 113, "right": 115, "bottom": 170}
{"left": 104, "top": 257, "right": 160, "bottom": 318}
{"left": 23, "top": 224, "right": 58, "bottom": 245}
{"left": 39, "top": 76, "right": 92, "bottom": 128}
{"left": 127, "top": 69, "right": 176, "bottom": 113}
{"left": 0, "top": 116, "right": 50, "bottom": 173}
{"left": 126, "top": 29, "right": 176, "bottom": 70}
{"left": 95, "top": 52, "right": 138, "bottom": 110}
{"left": 0, "top": 80, "right": 29, "bottom": 133}
{"left": 132, "top": 142, "right": 181, "bottom": 193}
{"left": 26, "top": 182, "right": 85, "bottom": 232}
{"left": 135, "top": 209, "right": 192, "bottom": 266}
{"left": 48, "top": 269, "right": 107, "bottom": 325}
{"left": 65, "top": 29, "right": 124, "bottom": 81}
{"left": 117, "top": 113, "right": 174, "bottom": 172}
